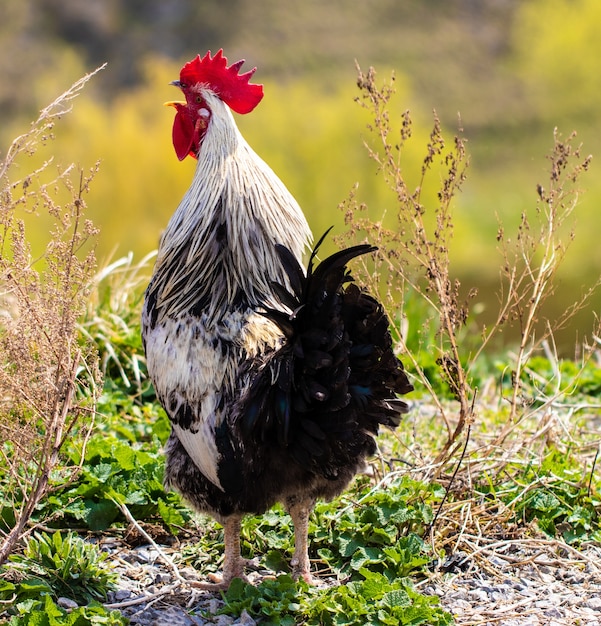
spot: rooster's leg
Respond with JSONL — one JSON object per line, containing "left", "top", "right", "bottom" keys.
{"left": 192, "top": 514, "right": 248, "bottom": 590}
{"left": 287, "top": 497, "right": 318, "bottom": 585}
{"left": 220, "top": 514, "right": 247, "bottom": 583}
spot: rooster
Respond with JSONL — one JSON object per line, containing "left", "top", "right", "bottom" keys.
{"left": 142, "top": 49, "right": 413, "bottom": 589}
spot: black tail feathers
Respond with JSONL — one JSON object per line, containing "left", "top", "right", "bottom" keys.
{"left": 240, "top": 232, "right": 413, "bottom": 470}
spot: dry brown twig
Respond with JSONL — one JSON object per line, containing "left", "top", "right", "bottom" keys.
{"left": 0, "top": 66, "right": 105, "bottom": 565}
{"left": 342, "top": 63, "right": 598, "bottom": 479}
{"left": 111, "top": 499, "right": 188, "bottom": 587}
{"left": 342, "top": 63, "right": 474, "bottom": 472}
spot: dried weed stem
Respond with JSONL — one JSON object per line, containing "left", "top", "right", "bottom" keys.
{"left": 343, "top": 64, "right": 597, "bottom": 474}
{"left": 0, "top": 67, "right": 104, "bottom": 564}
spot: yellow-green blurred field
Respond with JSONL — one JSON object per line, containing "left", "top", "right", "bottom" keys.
{"left": 2, "top": 0, "right": 601, "bottom": 352}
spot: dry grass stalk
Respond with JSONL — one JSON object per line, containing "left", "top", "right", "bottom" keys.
{"left": 492, "top": 130, "right": 596, "bottom": 443}
{"left": 341, "top": 64, "right": 598, "bottom": 475}
{"left": 0, "top": 67, "right": 104, "bottom": 565}
{"left": 341, "top": 64, "right": 473, "bottom": 470}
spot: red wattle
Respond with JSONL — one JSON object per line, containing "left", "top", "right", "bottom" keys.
{"left": 172, "top": 110, "right": 196, "bottom": 161}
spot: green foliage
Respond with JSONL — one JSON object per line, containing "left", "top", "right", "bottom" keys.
{"left": 83, "top": 251, "right": 168, "bottom": 444}
{"left": 311, "top": 477, "right": 440, "bottom": 579}
{"left": 0, "top": 533, "right": 125, "bottom": 622}
{"left": 82, "top": 253, "right": 157, "bottom": 403}
{"left": 220, "top": 571, "right": 452, "bottom": 626}
{"left": 476, "top": 448, "right": 601, "bottom": 544}
{"left": 37, "top": 427, "right": 190, "bottom": 532}
{"left": 3, "top": 531, "right": 115, "bottom": 605}
{"left": 0, "top": 393, "right": 181, "bottom": 534}
{"left": 220, "top": 575, "right": 304, "bottom": 626}
{"left": 4, "top": 594, "right": 126, "bottom": 626}
{"left": 516, "top": 356, "right": 601, "bottom": 399}
{"left": 309, "top": 570, "right": 453, "bottom": 626}
{"left": 96, "top": 387, "right": 169, "bottom": 445}
{"left": 515, "top": 453, "right": 601, "bottom": 544}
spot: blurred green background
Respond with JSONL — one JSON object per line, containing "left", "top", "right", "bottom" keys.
{"left": 2, "top": 0, "right": 600, "bottom": 353}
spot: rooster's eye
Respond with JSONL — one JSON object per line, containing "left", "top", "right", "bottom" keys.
{"left": 196, "top": 96, "right": 202, "bottom": 104}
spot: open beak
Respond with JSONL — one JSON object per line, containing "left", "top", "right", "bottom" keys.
{"left": 165, "top": 80, "right": 184, "bottom": 108}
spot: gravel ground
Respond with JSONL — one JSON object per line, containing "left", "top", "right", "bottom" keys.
{"left": 423, "top": 542, "right": 601, "bottom": 626}
{"left": 97, "top": 535, "right": 601, "bottom": 626}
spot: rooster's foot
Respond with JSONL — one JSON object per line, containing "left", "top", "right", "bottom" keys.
{"left": 189, "top": 572, "right": 250, "bottom": 591}
{"left": 189, "top": 556, "right": 259, "bottom": 591}
{"left": 292, "top": 566, "right": 320, "bottom": 586}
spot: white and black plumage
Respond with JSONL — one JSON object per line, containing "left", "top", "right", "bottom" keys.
{"left": 141, "top": 50, "right": 413, "bottom": 588}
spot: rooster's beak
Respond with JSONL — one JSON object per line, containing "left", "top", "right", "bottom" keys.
{"left": 164, "top": 101, "right": 185, "bottom": 109}
{"left": 165, "top": 80, "right": 184, "bottom": 108}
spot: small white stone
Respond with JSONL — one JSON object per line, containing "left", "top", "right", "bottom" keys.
{"left": 584, "top": 596, "right": 601, "bottom": 610}
{"left": 57, "top": 597, "right": 78, "bottom": 609}
{"left": 114, "top": 589, "right": 133, "bottom": 601}
{"left": 468, "top": 588, "right": 489, "bottom": 602}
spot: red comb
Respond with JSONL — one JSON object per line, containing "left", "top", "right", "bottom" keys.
{"left": 179, "top": 49, "right": 264, "bottom": 114}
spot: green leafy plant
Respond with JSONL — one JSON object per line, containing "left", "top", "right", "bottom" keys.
{"left": 474, "top": 447, "right": 601, "bottom": 544}
{"left": 82, "top": 252, "right": 157, "bottom": 403}
{"left": 0, "top": 404, "right": 180, "bottom": 535}
{"left": 0, "top": 532, "right": 124, "bottom": 624}
{"left": 5, "top": 594, "right": 126, "bottom": 626}
{"left": 311, "top": 476, "right": 440, "bottom": 579}
{"left": 220, "top": 571, "right": 452, "bottom": 626}
{"left": 309, "top": 570, "right": 453, "bottom": 626}
{"left": 36, "top": 430, "right": 190, "bottom": 532}
{"left": 6, "top": 531, "right": 116, "bottom": 604}
{"left": 220, "top": 575, "right": 305, "bottom": 626}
